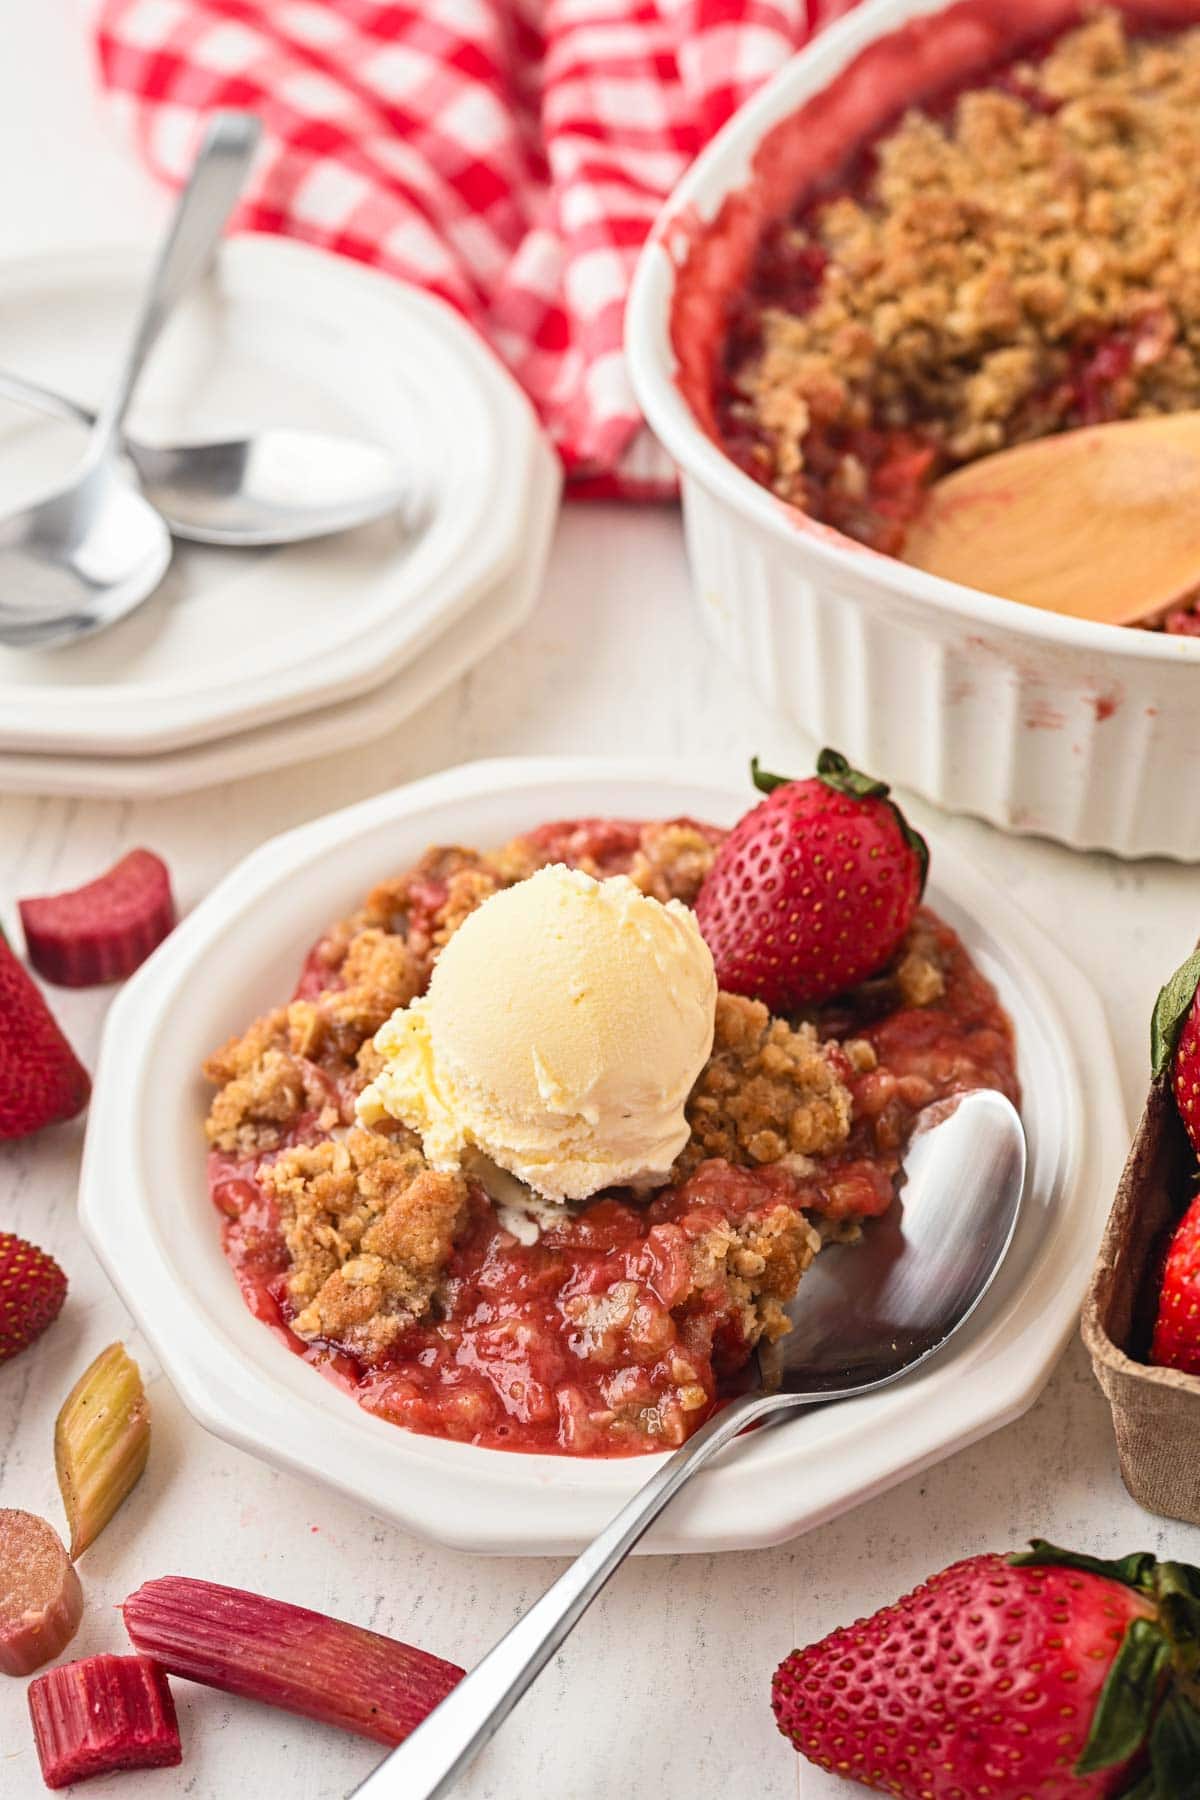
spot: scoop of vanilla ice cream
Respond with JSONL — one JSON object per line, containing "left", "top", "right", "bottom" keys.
{"left": 356, "top": 863, "right": 717, "bottom": 1202}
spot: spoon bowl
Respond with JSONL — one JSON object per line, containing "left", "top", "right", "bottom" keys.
{"left": 766, "top": 1088, "right": 1026, "bottom": 1395}
{"left": 0, "top": 370, "right": 417, "bottom": 546}
{"left": 352, "top": 1086, "right": 1026, "bottom": 1800}
{"left": 131, "top": 427, "right": 415, "bottom": 546}
{"left": 0, "top": 455, "right": 170, "bottom": 650}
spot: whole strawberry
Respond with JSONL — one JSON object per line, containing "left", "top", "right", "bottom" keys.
{"left": 1150, "top": 1193, "right": 1200, "bottom": 1375}
{"left": 0, "top": 935, "right": 90, "bottom": 1140}
{"left": 694, "top": 750, "right": 928, "bottom": 1009}
{"left": 1152, "top": 943, "right": 1200, "bottom": 1156}
{"left": 772, "top": 1541, "right": 1200, "bottom": 1798}
{"left": 0, "top": 1233, "right": 67, "bottom": 1364}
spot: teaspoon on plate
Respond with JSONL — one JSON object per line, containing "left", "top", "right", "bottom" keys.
{"left": 350, "top": 1085, "right": 1026, "bottom": 1800}
{"left": 0, "top": 110, "right": 259, "bottom": 652}
{"left": 0, "top": 368, "right": 416, "bottom": 550}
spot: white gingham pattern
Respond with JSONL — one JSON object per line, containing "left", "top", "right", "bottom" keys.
{"left": 93, "top": 0, "right": 862, "bottom": 495}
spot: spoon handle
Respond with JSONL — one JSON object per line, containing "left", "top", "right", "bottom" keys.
{"left": 347, "top": 1385, "right": 795, "bottom": 1800}
{"left": 0, "top": 370, "right": 93, "bottom": 430}
{"left": 89, "top": 110, "right": 260, "bottom": 458}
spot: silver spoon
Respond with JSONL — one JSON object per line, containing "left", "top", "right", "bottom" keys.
{"left": 350, "top": 1086, "right": 1026, "bottom": 1800}
{"left": 0, "top": 110, "right": 259, "bottom": 651}
{"left": 0, "top": 370, "right": 415, "bottom": 548}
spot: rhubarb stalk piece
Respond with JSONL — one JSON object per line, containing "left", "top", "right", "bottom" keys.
{"left": 20, "top": 849, "right": 177, "bottom": 987}
{"left": 55, "top": 1343, "right": 151, "bottom": 1560}
{"left": 0, "top": 1511, "right": 83, "bottom": 1677}
{"left": 123, "top": 1576, "right": 464, "bottom": 1744}
{"left": 28, "top": 1655, "right": 181, "bottom": 1788}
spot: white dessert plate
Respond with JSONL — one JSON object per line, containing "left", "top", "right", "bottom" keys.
{"left": 81, "top": 760, "right": 1126, "bottom": 1556}
{"left": 0, "top": 439, "right": 558, "bottom": 798}
{"left": 0, "top": 239, "right": 550, "bottom": 757}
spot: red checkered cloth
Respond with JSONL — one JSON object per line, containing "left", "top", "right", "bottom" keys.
{"left": 91, "top": 0, "right": 860, "bottom": 496}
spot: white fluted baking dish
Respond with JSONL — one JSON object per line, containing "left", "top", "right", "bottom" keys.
{"left": 626, "top": 0, "right": 1200, "bottom": 860}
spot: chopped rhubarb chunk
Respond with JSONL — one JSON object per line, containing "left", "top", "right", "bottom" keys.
{"left": 123, "top": 1576, "right": 464, "bottom": 1744}
{"left": 0, "top": 1510, "right": 83, "bottom": 1677}
{"left": 55, "top": 1343, "right": 151, "bottom": 1559}
{"left": 20, "top": 849, "right": 176, "bottom": 987}
{"left": 28, "top": 1655, "right": 181, "bottom": 1788}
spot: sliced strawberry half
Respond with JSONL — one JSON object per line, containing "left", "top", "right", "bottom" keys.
{"left": 20, "top": 849, "right": 176, "bottom": 988}
{"left": 0, "top": 936, "right": 90, "bottom": 1141}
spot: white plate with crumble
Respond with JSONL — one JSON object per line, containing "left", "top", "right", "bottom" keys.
{"left": 80, "top": 759, "right": 1126, "bottom": 1555}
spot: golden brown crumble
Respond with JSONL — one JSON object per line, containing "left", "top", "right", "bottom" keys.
{"left": 678, "top": 991, "right": 852, "bottom": 1177}
{"left": 324, "top": 928, "right": 422, "bottom": 1036}
{"left": 687, "top": 1204, "right": 822, "bottom": 1349}
{"left": 205, "top": 1031, "right": 339, "bottom": 1157}
{"left": 733, "top": 13, "right": 1200, "bottom": 504}
{"left": 627, "top": 822, "right": 719, "bottom": 905}
{"left": 896, "top": 949, "right": 946, "bottom": 1009}
{"left": 263, "top": 1128, "right": 469, "bottom": 1360}
{"left": 203, "top": 828, "right": 953, "bottom": 1364}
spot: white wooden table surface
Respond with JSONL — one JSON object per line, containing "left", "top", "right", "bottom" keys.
{"left": 3, "top": 8, "right": 1200, "bottom": 1798}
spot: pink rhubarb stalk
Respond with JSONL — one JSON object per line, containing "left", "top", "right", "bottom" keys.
{"left": 28, "top": 1655, "right": 181, "bottom": 1788}
{"left": 20, "top": 849, "right": 176, "bottom": 987}
{"left": 123, "top": 1576, "right": 464, "bottom": 1744}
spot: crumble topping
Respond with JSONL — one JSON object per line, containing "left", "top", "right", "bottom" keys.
{"left": 205, "top": 1019, "right": 339, "bottom": 1157}
{"left": 684, "top": 1197, "right": 822, "bottom": 1349}
{"left": 678, "top": 992, "right": 852, "bottom": 1177}
{"left": 627, "top": 821, "right": 720, "bottom": 905}
{"left": 726, "top": 12, "right": 1200, "bottom": 531}
{"left": 263, "top": 1127, "right": 469, "bottom": 1360}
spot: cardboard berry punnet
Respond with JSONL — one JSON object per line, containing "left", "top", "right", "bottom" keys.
{"left": 1084, "top": 956, "right": 1200, "bottom": 1528}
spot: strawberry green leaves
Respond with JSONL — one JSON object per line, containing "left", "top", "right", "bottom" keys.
{"left": 1010, "top": 1539, "right": 1161, "bottom": 1593}
{"left": 1077, "top": 1617, "right": 1171, "bottom": 1774}
{"left": 1152, "top": 945, "right": 1200, "bottom": 1080}
{"left": 1012, "top": 1542, "right": 1200, "bottom": 1790}
{"left": 1144, "top": 1692, "right": 1200, "bottom": 1799}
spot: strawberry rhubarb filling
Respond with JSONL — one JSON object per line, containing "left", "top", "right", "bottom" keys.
{"left": 715, "top": 9, "right": 1200, "bottom": 633}
{"left": 203, "top": 791, "right": 1017, "bottom": 1457}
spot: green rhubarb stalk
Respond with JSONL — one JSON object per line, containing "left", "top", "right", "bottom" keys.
{"left": 55, "top": 1343, "right": 150, "bottom": 1559}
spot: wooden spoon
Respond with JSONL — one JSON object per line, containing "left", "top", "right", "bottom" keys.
{"left": 901, "top": 411, "right": 1200, "bottom": 625}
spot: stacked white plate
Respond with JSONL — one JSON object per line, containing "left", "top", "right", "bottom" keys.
{"left": 0, "top": 238, "right": 560, "bottom": 797}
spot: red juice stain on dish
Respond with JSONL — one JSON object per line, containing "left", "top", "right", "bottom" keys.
{"left": 206, "top": 815, "right": 1017, "bottom": 1459}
